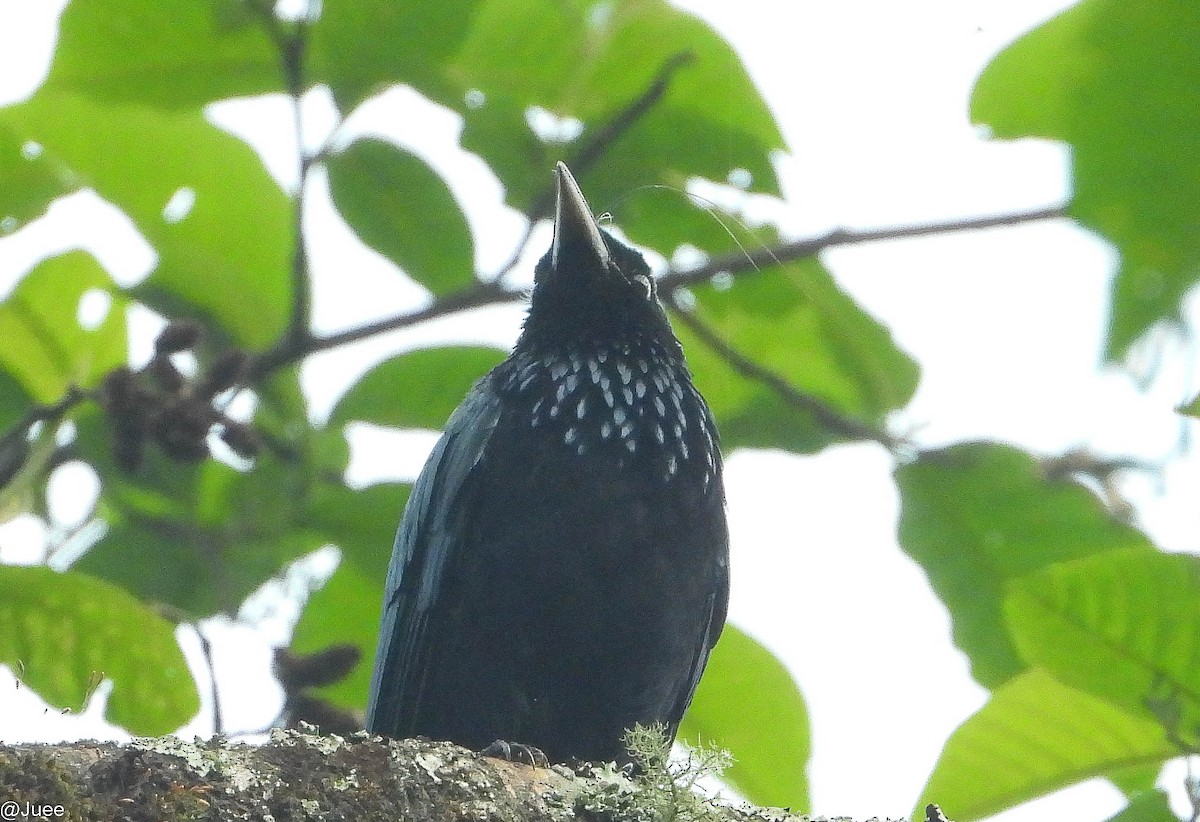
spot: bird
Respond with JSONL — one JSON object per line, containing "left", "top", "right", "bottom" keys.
{"left": 365, "top": 162, "right": 729, "bottom": 765}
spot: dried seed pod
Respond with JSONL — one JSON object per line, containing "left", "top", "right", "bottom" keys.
{"left": 148, "top": 355, "right": 186, "bottom": 393}
{"left": 154, "top": 319, "right": 203, "bottom": 355}
{"left": 154, "top": 398, "right": 212, "bottom": 462}
{"left": 219, "top": 421, "right": 261, "bottom": 458}
{"left": 274, "top": 645, "right": 362, "bottom": 691}
{"left": 201, "top": 349, "right": 249, "bottom": 397}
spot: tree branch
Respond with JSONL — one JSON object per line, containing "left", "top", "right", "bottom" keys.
{"left": 489, "top": 51, "right": 696, "bottom": 284}
{"left": 664, "top": 292, "right": 900, "bottom": 449}
{"left": 659, "top": 204, "right": 1067, "bottom": 290}
{"left": 0, "top": 732, "right": 808, "bottom": 822}
{"left": 247, "top": 206, "right": 1067, "bottom": 387}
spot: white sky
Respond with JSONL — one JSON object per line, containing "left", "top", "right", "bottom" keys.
{"left": 1, "top": 1, "right": 1199, "bottom": 820}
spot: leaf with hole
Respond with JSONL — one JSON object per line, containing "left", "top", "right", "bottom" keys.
{"left": 0, "top": 251, "right": 126, "bottom": 403}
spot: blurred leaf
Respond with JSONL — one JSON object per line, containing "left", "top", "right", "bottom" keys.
{"left": 680, "top": 625, "right": 809, "bottom": 811}
{"left": 1104, "top": 790, "right": 1177, "bottom": 822}
{"left": 312, "top": 0, "right": 478, "bottom": 112}
{"left": 895, "top": 442, "right": 1155, "bottom": 688}
{"left": 0, "top": 251, "right": 127, "bottom": 403}
{"left": 0, "top": 564, "right": 199, "bottom": 735}
{"left": 1179, "top": 393, "right": 1200, "bottom": 419}
{"left": 0, "top": 427, "right": 56, "bottom": 525}
{"left": 77, "top": 443, "right": 321, "bottom": 615}
{"left": 677, "top": 259, "right": 918, "bottom": 453}
{"left": 453, "top": 0, "right": 785, "bottom": 255}
{"left": 1006, "top": 549, "right": 1200, "bottom": 739}
{"left": 0, "top": 370, "right": 31, "bottom": 434}
{"left": 330, "top": 346, "right": 506, "bottom": 429}
{"left": 42, "top": 0, "right": 280, "bottom": 108}
{"left": 292, "top": 482, "right": 408, "bottom": 707}
{"left": 327, "top": 139, "right": 475, "bottom": 295}
{"left": 971, "top": 0, "right": 1200, "bottom": 360}
{"left": 2, "top": 94, "right": 291, "bottom": 349}
{"left": 916, "top": 669, "right": 1173, "bottom": 822}
{"left": 0, "top": 125, "right": 72, "bottom": 231}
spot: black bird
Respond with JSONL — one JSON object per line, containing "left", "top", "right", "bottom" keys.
{"left": 366, "top": 162, "right": 729, "bottom": 764}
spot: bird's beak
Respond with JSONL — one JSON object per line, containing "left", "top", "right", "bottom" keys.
{"left": 551, "top": 161, "right": 612, "bottom": 272}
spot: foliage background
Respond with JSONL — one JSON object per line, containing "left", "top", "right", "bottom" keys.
{"left": 1, "top": 1, "right": 1199, "bottom": 821}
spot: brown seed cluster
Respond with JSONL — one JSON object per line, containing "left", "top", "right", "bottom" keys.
{"left": 99, "top": 319, "right": 261, "bottom": 471}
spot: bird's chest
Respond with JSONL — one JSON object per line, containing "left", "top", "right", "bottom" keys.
{"left": 491, "top": 344, "right": 719, "bottom": 489}
{"left": 466, "top": 344, "right": 723, "bottom": 571}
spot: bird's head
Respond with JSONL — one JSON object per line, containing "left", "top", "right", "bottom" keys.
{"left": 522, "top": 163, "right": 674, "bottom": 349}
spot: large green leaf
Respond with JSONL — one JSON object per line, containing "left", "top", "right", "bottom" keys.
{"left": 311, "top": 0, "right": 479, "bottom": 112}
{"left": 1006, "top": 549, "right": 1200, "bottom": 740}
{"left": 42, "top": 0, "right": 280, "bottom": 108}
{"left": 74, "top": 415, "right": 320, "bottom": 615}
{"left": 0, "top": 251, "right": 127, "bottom": 403}
{"left": 330, "top": 346, "right": 507, "bottom": 430}
{"left": 0, "top": 124, "right": 72, "bottom": 231}
{"left": 896, "top": 442, "right": 1155, "bottom": 688}
{"left": 1, "top": 94, "right": 291, "bottom": 349}
{"left": 971, "top": 0, "right": 1200, "bottom": 360}
{"left": 677, "top": 259, "right": 918, "bottom": 453}
{"left": 326, "top": 139, "right": 476, "bottom": 296}
{"left": 452, "top": 0, "right": 785, "bottom": 255}
{"left": 291, "top": 482, "right": 408, "bottom": 707}
{"left": 916, "top": 669, "right": 1174, "bottom": 822}
{"left": 679, "top": 625, "right": 809, "bottom": 811}
{"left": 0, "top": 564, "right": 199, "bottom": 735}
{"left": 1104, "top": 790, "right": 1177, "bottom": 822}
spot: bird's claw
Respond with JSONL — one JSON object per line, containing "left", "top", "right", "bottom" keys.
{"left": 480, "top": 739, "right": 550, "bottom": 768}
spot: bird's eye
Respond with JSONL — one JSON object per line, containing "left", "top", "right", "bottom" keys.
{"left": 633, "top": 274, "right": 654, "bottom": 299}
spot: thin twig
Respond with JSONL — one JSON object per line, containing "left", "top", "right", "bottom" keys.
{"left": 664, "top": 291, "right": 900, "bottom": 450}
{"left": 246, "top": 280, "right": 514, "bottom": 378}
{"left": 0, "top": 386, "right": 91, "bottom": 453}
{"left": 489, "top": 51, "right": 696, "bottom": 284}
{"left": 196, "top": 627, "right": 224, "bottom": 736}
{"left": 660, "top": 204, "right": 1067, "bottom": 290}
{"left": 571, "top": 51, "right": 695, "bottom": 179}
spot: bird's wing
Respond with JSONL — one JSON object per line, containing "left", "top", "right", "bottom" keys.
{"left": 365, "top": 379, "right": 502, "bottom": 735}
{"left": 669, "top": 522, "right": 730, "bottom": 732}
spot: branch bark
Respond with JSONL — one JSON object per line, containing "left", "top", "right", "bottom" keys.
{"left": 0, "top": 732, "right": 810, "bottom": 822}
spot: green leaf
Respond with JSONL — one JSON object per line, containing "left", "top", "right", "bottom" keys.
{"left": 677, "top": 259, "right": 918, "bottom": 453}
{"left": 1006, "top": 549, "right": 1200, "bottom": 739}
{"left": 0, "top": 251, "right": 127, "bottom": 403}
{"left": 453, "top": 0, "right": 785, "bottom": 255}
{"left": 679, "top": 625, "right": 810, "bottom": 811}
{"left": 0, "top": 565, "right": 199, "bottom": 735}
{"left": 895, "top": 442, "right": 1155, "bottom": 688}
{"left": 0, "top": 124, "right": 72, "bottom": 231}
{"left": 971, "top": 0, "right": 1200, "bottom": 360}
{"left": 916, "top": 669, "right": 1174, "bottom": 822}
{"left": 292, "top": 482, "right": 408, "bottom": 707}
{"left": 1179, "top": 393, "right": 1200, "bottom": 419}
{"left": 2, "top": 94, "right": 292, "bottom": 349}
{"left": 326, "top": 139, "right": 475, "bottom": 296}
{"left": 42, "top": 0, "right": 280, "bottom": 109}
{"left": 311, "top": 0, "right": 479, "bottom": 112}
{"left": 75, "top": 423, "right": 322, "bottom": 615}
{"left": 1104, "top": 790, "right": 1177, "bottom": 822}
{"left": 330, "top": 346, "right": 506, "bottom": 429}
